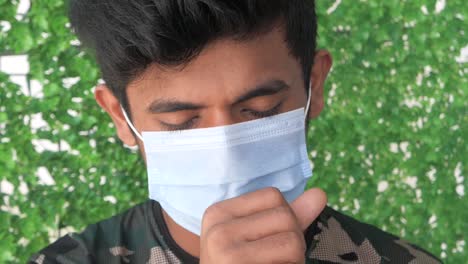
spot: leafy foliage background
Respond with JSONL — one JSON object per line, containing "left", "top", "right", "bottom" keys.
{"left": 0, "top": 0, "right": 466, "bottom": 263}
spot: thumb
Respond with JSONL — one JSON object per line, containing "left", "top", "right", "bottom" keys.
{"left": 290, "top": 188, "right": 327, "bottom": 231}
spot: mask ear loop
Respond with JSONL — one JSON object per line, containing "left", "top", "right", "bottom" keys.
{"left": 304, "top": 82, "right": 312, "bottom": 120}
{"left": 120, "top": 105, "right": 144, "bottom": 142}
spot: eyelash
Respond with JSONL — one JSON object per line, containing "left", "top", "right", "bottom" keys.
{"left": 161, "top": 102, "right": 283, "bottom": 131}
{"left": 245, "top": 102, "right": 283, "bottom": 119}
{"left": 161, "top": 118, "right": 199, "bottom": 132}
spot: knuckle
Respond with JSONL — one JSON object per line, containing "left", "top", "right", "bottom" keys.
{"left": 204, "top": 202, "right": 221, "bottom": 218}
{"left": 272, "top": 206, "right": 297, "bottom": 228}
{"left": 207, "top": 224, "right": 230, "bottom": 245}
{"left": 203, "top": 225, "right": 244, "bottom": 264}
{"left": 264, "top": 187, "right": 285, "bottom": 204}
{"left": 203, "top": 203, "right": 223, "bottom": 224}
{"left": 274, "top": 231, "right": 295, "bottom": 250}
{"left": 202, "top": 235, "right": 237, "bottom": 264}
{"left": 286, "top": 232, "right": 306, "bottom": 261}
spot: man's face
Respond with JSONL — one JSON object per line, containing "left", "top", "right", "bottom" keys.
{"left": 96, "top": 26, "right": 332, "bottom": 157}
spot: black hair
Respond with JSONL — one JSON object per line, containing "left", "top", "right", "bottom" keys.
{"left": 69, "top": 0, "right": 317, "bottom": 112}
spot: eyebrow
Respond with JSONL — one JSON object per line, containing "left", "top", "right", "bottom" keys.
{"left": 233, "top": 79, "right": 290, "bottom": 105}
{"left": 148, "top": 99, "right": 204, "bottom": 113}
{"left": 147, "top": 79, "right": 289, "bottom": 114}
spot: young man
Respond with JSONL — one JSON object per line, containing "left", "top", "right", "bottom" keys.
{"left": 30, "top": 1, "right": 441, "bottom": 263}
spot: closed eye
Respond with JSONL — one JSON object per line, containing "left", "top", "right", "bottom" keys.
{"left": 159, "top": 116, "right": 200, "bottom": 131}
{"left": 159, "top": 101, "right": 283, "bottom": 131}
{"left": 242, "top": 101, "right": 283, "bottom": 119}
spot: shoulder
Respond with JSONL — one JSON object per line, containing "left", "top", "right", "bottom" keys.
{"left": 28, "top": 200, "right": 169, "bottom": 264}
{"left": 306, "top": 206, "right": 442, "bottom": 264}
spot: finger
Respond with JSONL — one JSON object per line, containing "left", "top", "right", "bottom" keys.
{"left": 202, "top": 187, "right": 288, "bottom": 231}
{"left": 290, "top": 188, "right": 327, "bottom": 231}
{"left": 212, "top": 205, "right": 301, "bottom": 243}
{"left": 237, "top": 231, "right": 306, "bottom": 264}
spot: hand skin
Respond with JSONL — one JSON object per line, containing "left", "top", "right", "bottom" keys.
{"left": 200, "top": 187, "right": 327, "bottom": 264}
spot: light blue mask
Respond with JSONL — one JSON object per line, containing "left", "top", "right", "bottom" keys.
{"left": 122, "top": 87, "right": 313, "bottom": 235}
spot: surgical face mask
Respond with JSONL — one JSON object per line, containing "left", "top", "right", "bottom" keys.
{"left": 121, "top": 86, "right": 313, "bottom": 235}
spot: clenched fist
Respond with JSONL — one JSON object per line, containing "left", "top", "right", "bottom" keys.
{"left": 200, "top": 187, "right": 327, "bottom": 264}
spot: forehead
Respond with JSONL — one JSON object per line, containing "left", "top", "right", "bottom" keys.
{"left": 127, "top": 26, "right": 303, "bottom": 104}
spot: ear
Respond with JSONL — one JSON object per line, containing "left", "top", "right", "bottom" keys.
{"left": 94, "top": 84, "right": 138, "bottom": 146}
{"left": 307, "top": 50, "right": 333, "bottom": 120}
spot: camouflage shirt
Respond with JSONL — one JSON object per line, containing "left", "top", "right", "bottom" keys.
{"left": 29, "top": 200, "right": 441, "bottom": 264}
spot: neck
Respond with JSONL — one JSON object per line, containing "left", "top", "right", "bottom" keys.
{"left": 161, "top": 209, "right": 201, "bottom": 258}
